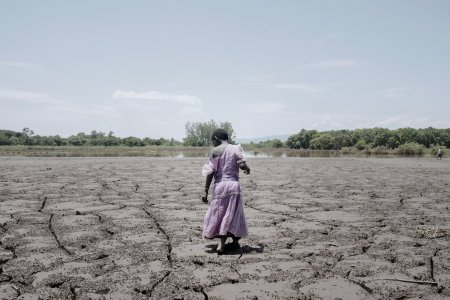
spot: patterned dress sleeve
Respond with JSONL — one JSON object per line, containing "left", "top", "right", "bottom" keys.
{"left": 236, "top": 144, "right": 246, "bottom": 164}
{"left": 202, "top": 160, "right": 215, "bottom": 177}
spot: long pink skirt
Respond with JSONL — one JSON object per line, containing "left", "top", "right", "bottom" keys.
{"left": 203, "top": 181, "right": 248, "bottom": 239}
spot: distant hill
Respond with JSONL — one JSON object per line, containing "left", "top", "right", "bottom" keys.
{"left": 235, "top": 134, "right": 292, "bottom": 144}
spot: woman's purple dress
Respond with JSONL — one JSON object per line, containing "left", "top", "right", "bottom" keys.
{"left": 202, "top": 144, "right": 248, "bottom": 239}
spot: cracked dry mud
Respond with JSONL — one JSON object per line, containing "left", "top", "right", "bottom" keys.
{"left": 0, "top": 156, "right": 449, "bottom": 300}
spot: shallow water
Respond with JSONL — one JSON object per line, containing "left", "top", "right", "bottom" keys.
{"left": 0, "top": 146, "right": 421, "bottom": 158}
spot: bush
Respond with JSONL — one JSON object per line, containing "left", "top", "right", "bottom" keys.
{"left": 0, "top": 132, "right": 11, "bottom": 145}
{"left": 122, "top": 137, "right": 144, "bottom": 147}
{"left": 397, "top": 142, "right": 424, "bottom": 155}
{"left": 271, "top": 139, "right": 284, "bottom": 148}
{"left": 369, "top": 146, "right": 389, "bottom": 155}
{"left": 355, "top": 140, "right": 367, "bottom": 150}
{"left": 341, "top": 147, "right": 358, "bottom": 154}
{"left": 430, "top": 145, "right": 446, "bottom": 155}
{"left": 310, "top": 134, "right": 334, "bottom": 150}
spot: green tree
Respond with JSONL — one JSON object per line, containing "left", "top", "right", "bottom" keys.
{"left": 9, "top": 136, "right": 20, "bottom": 145}
{"left": 0, "top": 132, "right": 11, "bottom": 145}
{"left": 387, "top": 136, "right": 400, "bottom": 149}
{"left": 372, "top": 128, "right": 390, "bottom": 147}
{"left": 184, "top": 120, "right": 235, "bottom": 146}
{"left": 286, "top": 129, "right": 318, "bottom": 149}
{"left": 310, "top": 134, "right": 334, "bottom": 150}
{"left": 271, "top": 139, "right": 284, "bottom": 148}
{"left": 21, "top": 127, "right": 35, "bottom": 145}
{"left": 355, "top": 139, "right": 367, "bottom": 150}
{"left": 332, "top": 130, "right": 352, "bottom": 149}
{"left": 397, "top": 127, "right": 417, "bottom": 145}
{"left": 122, "top": 136, "right": 144, "bottom": 147}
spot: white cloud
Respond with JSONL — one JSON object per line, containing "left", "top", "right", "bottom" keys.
{"left": 391, "top": 116, "right": 447, "bottom": 129}
{"left": 372, "top": 117, "right": 403, "bottom": 127}
{"left": 0, "top": 61, "right": 43, "bottom": 71}
{"left": 354, "top": 115, "right": 450, "bottom": 130}
{"left": 307, "top": 60, "right": 362, "bottom": 70}
{"left": 0, "top": 88, "right": 57, "bottom": 104}
{"left": 0, "top": 87, "right": 119, "bottom": 119}
{"left": 241, "top": 74, "right": 276, "bottom": 86}
{"left": 245, "top": 102, "right": 286, "bottom": 114}
{"left": 113, "top": 90, "right": 202, "bottom": 107}
{"left": 378, "top": 86, "right": 411, "bottom": 99}
{"left": 269, "top": 83, "right": 323, "bottom": 94}
{"left": 316, "top": 33, "right": 342, "bottom": 43}
{"left": 45, "top": 104, "right": 119, "bottom": 118}
{"left": 323, "top": 80, "right": 367, "bottom": 88}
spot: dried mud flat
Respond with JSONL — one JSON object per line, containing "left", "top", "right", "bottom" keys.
{"left": 0, "top": 156, "right": 449, "bottom": 300}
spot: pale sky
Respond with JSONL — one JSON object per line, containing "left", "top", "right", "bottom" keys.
{"left": 1, "top": 1, "right": 450, "bottom": 140}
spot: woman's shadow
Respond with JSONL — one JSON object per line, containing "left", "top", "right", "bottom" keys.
{"left": 205, "top": 243, "right": 265, "bottom": 257}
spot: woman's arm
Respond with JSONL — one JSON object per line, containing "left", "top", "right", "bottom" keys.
{"left": 239, "top": 162, "right": 250, "bottom": 174}
{"left": 202, "top": 172, "right": 214, "bottom": 203}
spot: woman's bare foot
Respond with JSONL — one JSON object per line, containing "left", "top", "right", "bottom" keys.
{"left": 217, "top": 236, "right": 227, "bottom": 253}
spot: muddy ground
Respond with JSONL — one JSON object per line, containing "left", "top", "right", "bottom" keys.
{"left": 0, "top": 156, "right": 449, "bottom": 300}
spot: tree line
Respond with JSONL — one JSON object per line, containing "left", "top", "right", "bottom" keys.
{"left": 0, "top": 128, "right": 181, "bottom": 147}
{"left": 1, "top": 125, "right": 449, "bottom": 152}
{"left": 0, "top": 120, "right": 235, "bottom": 148}
{"left": 284, "top": 127, "right": 450, "bottom": 150}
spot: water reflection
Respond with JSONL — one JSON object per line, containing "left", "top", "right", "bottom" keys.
{"left": 129, "top": 149, "right": 344, "bottom": 158}
{"left": 119, "top": 150, "right": 341, "bottom": 158}
{"left": 1, "top": 147, "right": 394, "bottom": 158}
{"left": 244, "top": 150, "right": 342, "bottom": 158}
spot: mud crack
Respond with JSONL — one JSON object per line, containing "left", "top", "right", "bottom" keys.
{"left": 69, "top": 285, "right": 77, "bottom": 300}
{"left": 97, "top": 196, "right": 126, "bottom": 209}
{"left": 174, "top": 185, "right": 184, "bottom": 191}
{"left": 347, "top": 278, "right": 373, "bottom": 294}
{"left": 430, "top": 256, "right": 435, "bottom": 282}
{"left": 193, "top": 286, "right": 209, "bottom": 300}
{"left": 142, "top": 208, "right": 173, "bottom": 268}
{"left": 139, "top": 270, "right": 171, "bottom": 297}
{"left": 92, "top": 212, "right": 103, "bottom": 223}
{"left": 38, "top": 196, "right": 48, "bottom": 212}
{"left": 49, "top": 214, "right": 73, "bottom": 255}
{"left": 0, "top": 266, "right": 13, "bottom": 283}
{"left": 4, "top": 245, "right": 17, "bottom": 259}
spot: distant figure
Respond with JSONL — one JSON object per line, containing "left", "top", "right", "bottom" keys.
{"left": 437, "top": 148, "right": 443, "bottom": 160}
{"left": 201, "top": 128, "right": 250, "bottom": 253}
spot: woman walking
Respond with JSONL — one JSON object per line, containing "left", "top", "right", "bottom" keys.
{"left": 201, "top": 128, "right": 250, "bottom": 253}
